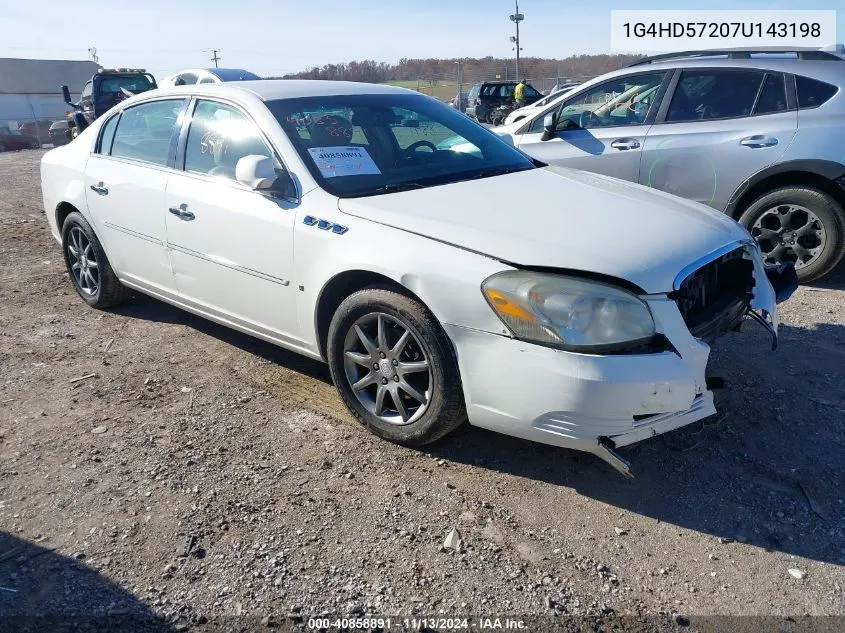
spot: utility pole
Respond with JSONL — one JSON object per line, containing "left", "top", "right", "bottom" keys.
{"left": 454, "top": 60, "right": 463, "bottom": 96}
{"left": 209, "top": 48, "right": 221, "bottom": 68}
{"left": 88, "top": 47, "right": 98, "bottom": 64}
{"left": 509, "top": 1, "right": 524, "bottom": 81}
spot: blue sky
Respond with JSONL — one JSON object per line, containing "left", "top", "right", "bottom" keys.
{"left": 0, "top": 1, "right": 841, "bottom": 80}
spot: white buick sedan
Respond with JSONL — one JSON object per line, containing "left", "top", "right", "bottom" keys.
{"left": 40, "top": 80, "right": 793, "bottom": 476}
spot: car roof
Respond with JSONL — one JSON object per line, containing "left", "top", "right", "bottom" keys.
{"left": 620, "top": 52, "right": 845, "bottom": 82}
{"left": 574, "top": 55, "right": 844, "bottom": 91}
{"left": 207, "top": 68, "right": 261, "bottom": 81}
{"left": 152, "top": 79, "right": 416, "bottom": 101}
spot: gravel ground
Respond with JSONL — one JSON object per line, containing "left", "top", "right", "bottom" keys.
{"left": 1, "top": 149, "right": 844, "bottom": 632}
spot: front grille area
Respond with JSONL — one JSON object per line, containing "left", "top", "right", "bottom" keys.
{"left": 672, "top": 248, "right": 755, "bottom": 342}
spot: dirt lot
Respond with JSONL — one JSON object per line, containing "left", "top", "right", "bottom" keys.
{"left": 1, "top": 149, "right": 844, "bottom": 632}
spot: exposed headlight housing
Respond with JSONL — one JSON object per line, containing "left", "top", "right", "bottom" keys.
{"left": 482, "top": 271, "right": 656, "bottom": 352}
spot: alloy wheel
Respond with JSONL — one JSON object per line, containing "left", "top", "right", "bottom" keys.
{"left": 342, "top": 313, "right": 432, "bottom": 425}
{"left": 751, "top": 203, "right": 826, "bottom": 270}
{"left": 67, "top": 227, "right": 100, "bottom": 295}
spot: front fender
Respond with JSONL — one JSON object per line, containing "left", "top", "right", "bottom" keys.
{"left": 293, "top": 193, "right": 512, "bottom": 353}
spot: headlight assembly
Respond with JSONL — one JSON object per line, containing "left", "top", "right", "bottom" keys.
{"left": 482, "top": 271, "right": 656, "bottom": 351}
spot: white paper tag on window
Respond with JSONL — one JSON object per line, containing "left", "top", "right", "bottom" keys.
{"left": 307, "top": 146, "right": 381, "bottom": 178}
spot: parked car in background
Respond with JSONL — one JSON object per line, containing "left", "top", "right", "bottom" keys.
{"left": 493, "top": 49, "right": 845, "bottom": 282}
{"left": 158, "top": 68, "right": 261, "bottom": 88}
{"left": 503, "top": 83, "right": 582, "bottom": 125}
{"left": 0, "top": 126, "right": 41, "bottom": 151}
{"left": 465, "top": 81, "right": 541, "bottom": 123}
{"left": 448, "top": 92, "right": 468, "bottom": 112}
{"left": 19, "top": 119, "right": 53, "bottom": 145}
{"left": 49, "top": 120, "right": 70, "bottom": 146}
{"left": 40, "top": 79, "right": 794, "bottom": 476}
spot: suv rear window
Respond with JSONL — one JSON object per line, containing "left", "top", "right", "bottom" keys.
{"left": 481, "top": 84, "right": 513, "bottom": 97}
{"left": 795, "top": 76, "right": 838, "bottom": 109}
{"left": 753, "top": 73, "right": 788, "bottom": 115}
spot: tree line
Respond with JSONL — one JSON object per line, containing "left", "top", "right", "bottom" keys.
{"left": 269, "top": 54, "right": 645, "bottom": 84}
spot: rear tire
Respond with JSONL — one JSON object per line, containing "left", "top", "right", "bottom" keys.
{"left": 738, "top": 186, "right": 845, "bottom": 283}
{"left": 327, "top": 288, "right": 466, "bottom": 447}
{"left": 61, "top": 212, "right": 132, "bottom": 309}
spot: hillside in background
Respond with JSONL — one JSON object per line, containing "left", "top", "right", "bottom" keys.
{"left": 270, "top": 53, "right": 645, "bottom": 85}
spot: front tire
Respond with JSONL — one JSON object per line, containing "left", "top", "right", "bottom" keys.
{"left": 61, "top": 212, "right": 131, "bottom": 309}
{"left": 327, "top": 288, "right": 466, "bottom": 447}
{"left": 738, "top": 186, "right": 845, "bottom": 283}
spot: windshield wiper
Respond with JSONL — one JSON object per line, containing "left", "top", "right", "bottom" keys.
{"left": 468, "top": 165, "right": 532, "bottom": 180}
{"left": 369, "top": 182, "right": 427, "bottom": 195}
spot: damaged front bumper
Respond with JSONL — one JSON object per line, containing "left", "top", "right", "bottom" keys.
{"left": 445, "top": 240, "right": 786, "bottom": 477}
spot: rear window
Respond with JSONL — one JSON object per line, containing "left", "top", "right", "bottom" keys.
{"left": 753, "top": 74, "right": 788, "bottom": 115}
{"left": 109, "top": 99, "right": 183, "bottom": 166}
{"left": 481, "top": 84, "right": 516, "bottom": 97}
{"left": 795, "top": 76, "right": 838, "bottom": 109}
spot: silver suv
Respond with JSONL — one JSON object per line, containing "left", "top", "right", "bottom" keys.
{"left": 494, "top": 49, "right": 845, "bottom": 282}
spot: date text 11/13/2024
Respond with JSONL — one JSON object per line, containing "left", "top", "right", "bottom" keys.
{"left": 306, "top": 617, "right": 527, "bottom": 630}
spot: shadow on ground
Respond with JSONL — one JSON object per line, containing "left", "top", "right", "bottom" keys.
{"left": 111, "top": 289, "right": 845, "bottom": 567}
{"left": 113, "top": 295, "right": 332, "bottom": 384}
{"left": 0, "top": 532, "right": 171, "bottom": 632}
{"left": 807, "top": 258, "right": 845, "bottom": 291}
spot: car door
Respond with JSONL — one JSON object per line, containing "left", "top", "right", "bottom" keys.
{"left": 164, "top": 98, "right": 300, "bottom": 342}
{"left": 515, "top": 71, "right": 669, "bottom": 181}
{"left": 640, "top": 69, "right": 797, "bottom": 210}
{"left": 84, "top": 98, "right": 187, "bottom": 295}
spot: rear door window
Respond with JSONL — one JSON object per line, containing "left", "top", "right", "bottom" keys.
{"left": 753, "top": 73, "right": 788, "bottom": 115}
{"left": 795, "top": 75, "right": 838, "bottom": 109}
{"left": 97, "top": 113, "right": 120, "bottom": 154}
{"left": 665, "top": 70, "right": 765, "bottom": 122}
{"left": 109, "top": 99, "right": 184, "bottom": 167}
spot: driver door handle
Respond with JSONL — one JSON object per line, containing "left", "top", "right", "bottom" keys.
{"left": 168, "top": 204, "right": 195, "bottom": 221}
{"left": 740, "top": 135, "right": 778, "bottom": 148}
{"left": 610, "top": 138, "right": 640, "bottom": 151}
{"left": 90, "top": 182, "right": 109, "bottom": 195}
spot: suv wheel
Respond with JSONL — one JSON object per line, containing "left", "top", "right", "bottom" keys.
{"left": 327, "top": 288, "right": 466, "bottom": 447}
{"left": 738, "top": 186, "right": 845, "bottom": 283}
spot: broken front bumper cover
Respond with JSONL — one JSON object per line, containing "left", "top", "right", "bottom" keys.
{"left": 444, "top": 246, "right": 784, "bottom": 477}
{"left": 765, "top": 261, "right": 799, "bottom": 304}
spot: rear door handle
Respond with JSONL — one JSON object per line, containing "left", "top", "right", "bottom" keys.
{"left": 610, "top": 138, "right": 641, "bottom": 151}
{"left": 89, "top": 182, "right": 108, "bottom": 195}
{"left": 168, "top": 204, "right": 195, "bottom": 221}
{"left": 740, "top": 135, "right": 778, "bottom": 148}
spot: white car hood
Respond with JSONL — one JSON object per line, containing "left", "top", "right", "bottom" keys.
{"left": 338, "top": 166, "right": 751, "bottom": 294}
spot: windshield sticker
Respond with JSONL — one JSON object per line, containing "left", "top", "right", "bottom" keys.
{"left": 307, "top": 146, "right": 381, "bottom": 178}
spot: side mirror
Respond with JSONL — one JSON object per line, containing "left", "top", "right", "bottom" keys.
{"left": 236, "top": 155, "right": 297, "bottom": 200}
{"left": 61, "top": 85, "right": 73, "bottom": 105}
{"left": 541, "top": 113, "right": 556, "bottom": 141}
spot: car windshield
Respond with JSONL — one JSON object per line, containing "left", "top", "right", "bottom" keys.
{"left": 267, "top": 94, "right": 535, "bottom": 198}
{"left": 98, "top": 75, "right": 155, "bottom": 94}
